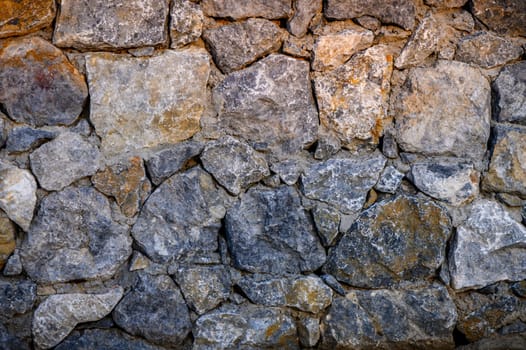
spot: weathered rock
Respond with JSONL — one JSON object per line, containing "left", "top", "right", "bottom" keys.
{"left": 53, "top": 0, "right": 169, "bottom": 49}
{"left": 393, "top": 60, "right": 491, "bottom": 161}
{"left": 225, "top": 185, "right": 326, "bottom": 274}
{"left": 456, "top": 31, "right": 523, "bottom": 69}
{"left": 313, "top": 45, "right": 393, "bottom": 145}
{"left": 5, "top": 127, "right": 55, "bottom": 153}
{"left": 113, "top": 273, "right": 191, "bottom": 347}
{"left": 410, "top": 160, "right": 479, "bottom": 206}
{"left": 324, "top": 195, "right": 451, "bottom": 288}
{"left": 0, "top": 0, "right": 55, "bottom": 38}
{"left": 458, "top": 334, "right": 526, "bottom": 350}
{"left": 270, "top": 158, "right": 305, "bottom": 186}
{"left": 92, "top": 157, "right": 151, "bottom": 217}
{"left": 483, "top": 125, "right": 526, "bottom": 198}
{"left": 33, "top": 288, "right": 123, "bottom": 349}
{"left": 20, "top": 186, "right": 132, "bottom": 283}
{"left": 212, "top": 54, "right": 318, "bottom": 158}
{"left": 0, "top": 322, "right": 30, "bottom": 350}
{"left": 173, "top": 265, "right": 231, "bottom": 315}
{"left": 0, "top": 212, "right": 16, "bottom": 270}
{"left": 86, "top": 48, "right": 210, "bottom": 158}
{"left": 203, "top": 19, "right": 285, "bottom": 74}
{"left": 0, "top": 37, "right": 88, "bottom": 126}
{"left": 449, "top": 199, "right": 526, "bottom": 290}
{"left": 282, "top": 33, "right": 314, "bottom": 58}
{"left": 0, "top": 167, "right": 36, "bottom": 232}
{"left": 132, "top": 167, "right": 229, "bottom": 263}
{"left": 3, "top": 249, "right": 22, "bottom": 276}
{"left": 471, "top": 0, "right": 526, "bottom": 37}
{"left": 312, "top": 206, "right": 340, "bottom": 246}
{"left": 30, "top": 132, "right": 101, "bottom": 191}
{"left": 201, "top": 136, "right": 269, "bottom": 195}
{"left": 0, "top": 277, "right": 36, "bottom": 319}
{"left": 170, "top": 0, "right": 203, "bottom": 48}
{"left": 493, "top": 61, "right": 526, "bottom": 125}
{"left": 201, "top": 0, "right": 292, "bottom": 19}
{"left": 321, "top": 284, "right": 457, "bottom": 349}
{"left": 55, "top": 328, "right": 166, "bottom": 350}
{"left": 321, "top": 274, "right": 346, "bottom": 296}
{"left": 325, "top": 0, "right": 416, "bottom": 30}
{"left": 298, "top": 317, "right": 320, "bottom": 348}
{"left": 425, "top": 0, "right": 468, "bottom": 7}
{"left": 375, "top": 165, "right": 404, "bottom": 194}
{"left": 287, "top": 0, "right": 322, "bottom": 37}
{"left": 193, "top": 304, "right": 299, "bottom": 349}
{"left": 301, "top": 152, "right": 386, "bottom": 214}
{"left": 237, "top": 274, "right": 288, "bottom": 307}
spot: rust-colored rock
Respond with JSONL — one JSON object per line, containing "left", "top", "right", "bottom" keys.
{"left": 0, "top": 0, "right": 56, "bottom": 38}
{"left": 0, "top": 211, "right": 16, "bottom": 270}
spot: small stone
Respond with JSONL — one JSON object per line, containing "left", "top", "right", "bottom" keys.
{"left": 375, "top": 165, "right": 404, "bottom": 194}
{"left": 170, "top": 0, "right": 203, "bottom": 48}
{"left": 53, "top": 0, "right": 169, "bottom": 49}
{"left": 315, "top": 130, "right": 341, "bottom": 160}
{"left": 286, "top": 276, "right": 333, "bottom": 314}
{"left": 472, "top": 0, "right": 526, "bottom": 37}
{"left": 55, "top": 328, "right": 167, "bottom": 350}
{"left": 320, "top": 274, "right": 346, "bottom": 296}
{"left": 0, "top": 166, "right": 37, "bottom": 232}
{"left": 456, "top": 31, "right": 523, "bottom": 69}
{"left": 425, "top": 0, "right": 468, "bottom": 7}
{"left": 33, "top": 288, "right": 123, "bottom": 349}
{"left": 0, "top": 37, "right": 88, "bottom": 126}
{"left": 201, "top": 0, "right": 292, "bottom": 19}
{"left": 128, "top": 47, "right": 155, "bottom": 57}
{"left": 355, "top": 16, "right": 381, "bottom": 31}
{"left": 287, "top": 0, "right": 322, "bottom": 37}
{"left": 30, "top": 132, "right": 101, "bottom": 191}
{"left": 0, "top": 0, "right": 55, "bottom": 38}
{"left": 511, "top": 281, "right": 526, "bottom": 298}
{"left": 201, "top": 136, "right": 270, "bottom": 195}
{"left": 203, "top": 18, "right": 285, "bottom": 74}
{"left": 270, "top": 158, "right": 305, "bottom": 185}
{"left": 3, "top": 250, "right": 23, "bottom": 276}
{"left": 0, "top": 277, "right": 36, "bottom": 319}
{"left": 449, "top": 199, "right": 526, "bottom": 290}
{"left": 129, "top": 251, "right": 151, "bottom": 272}
{"left": 283, "top": 34, "right": 314, "bottom": 58}
{"left": 237, "top": 274, "right": 288, "bottom": 306}
{"left": 298, "top": 317, "right": 320, "bottom": 348}
{"left": 5, "top": 127, "right": 55, "bottom": 153}
{"left": 312, "top": 205, "right": 340, "bottom": 247}
{"left": 493, "top": 61, "right": 526, "bottom": 125}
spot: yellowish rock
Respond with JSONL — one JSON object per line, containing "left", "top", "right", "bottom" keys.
{"left": 0, "top": 0, "right": 56, "bottom": 38}
{"left": 0, "top": 212, "right": 16, "bottom": 270}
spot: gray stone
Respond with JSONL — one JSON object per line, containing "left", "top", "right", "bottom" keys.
{"left": 131, "top": 167, "right": 229, "bottom": 263}
{"left": 0, "top": 0, "right": 55, "bottom": 39}
{"left": 237, "top": 274, "right": 288, "bottom": 307}
{"left": 270, "top": 159, "right": 305, "bottom": 185}
{"left": 287, "top": 0, "right": 322, "bottom": 37}
{"left": 53, "top": 0, "right": 169, "bottom": 49}
{"left": 0, "top": 166, "right": 36, "bottom": 232}
{"left": 20, "top": 186, "right": 132, "bottom": 283}
{"left": 0, "top": 277, "right": 36, "bottom": 319}
{"left": 320, "top": 274, "right": 346, "bottom": 296}
{"left": 0, "top": 36, "right": 88, "bottom": 126}
{"left": 201, "top": 0, "right": 292, "bottom": 19}
{"left": 0, "top": 211, "right": 15, "bottom": 271}
{"left": 375, "top": 165, "right": 404, "bottom": 194}
{"left": 493, "top": 61, "right": 526, "bottom": 125}
{"left": 225, "top": 185, "right": 326, "bottom": 274}
{"left": 425, "top": 0, "right": 468, "bottom": 7}
{"left": 321, "top": 284, "right": 457, "bottom": 349}
{"left": 30, "top": 132, "right": 101, "bottom": 191}
{"left": 3, "top": 250, "right": 22, "bottom": 276}
{"left": 0, "top": 322, "right": 30, "bottom": 350}
{"left": 86, "top": 48, "right": 210, "bottom": 158}
{"left": 170, "top": 0, "right": 203, "bottom": 48}
{"left": 201, "top": 136, "right": 270, "bottom": 195}
{"left": 298, "top": 317, "right": 320, "bottom": 348}
{"left": 193, "top": 304, "right": 299, "bottom": 349}
{"left": 312, "top": 205, "right": 340, "bottom": 247}
{"left": 0, "top": 117, "right": 5, "bottom": 148}
{"left": 472, "top": 0, "right": 526, "bottom": 37}
{"left": 33, "top": 288, "right": 123, "bottom": 349}
{"left": 325, "top": 0, "right": 416, "bottom": 30}
{"left": 458, "top": 334, "right": 526, "bottom": 350}
{"left": 283, "top": 33, "right": 314, "bottom": 59}
{"left": 456, "top": 31, "right": 523, "bottom": 69}
{"left": 393, "top": 60, "right": 491, "bottom": 162}
{"left": 301, "top": 152, "right": 386, "bottom": 214}
{"left": 5, "top": 127, "right": 55, "bottom": 153}
{"left": 449, "top": 199, "right": 526, "bottom": 290}
{"left": 324, "top": 195, "right": 451, "bottom": 288}
{"left": 55, "top": 328, "right": 166, "bottom": 350}
{"left": 211, "top": 54, "right": 318, "bottom": 158}
{"left": 113, "top": 273, "right": 191, "bottom": 347}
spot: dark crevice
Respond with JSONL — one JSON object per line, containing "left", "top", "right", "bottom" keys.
{"left": 453, "top": 327, "right": 470, "bottom": 346}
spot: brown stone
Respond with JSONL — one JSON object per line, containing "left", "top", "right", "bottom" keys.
{"left": 425, "top": 0, "right": 468, "bottom": 7}
{"left": 201, "top": 0, "right": 292, "bottom": 19}
{"left": 456, "top": 31, "right": 523, "bottom": 69}
{"left": 0, "top": 0, "right": 56, "bottom": 38}
{"left": 472, "top": 0, "right": 526, "bottom": 37}
{"left": 0, "top": 211, "right": 16, "bottom": 270}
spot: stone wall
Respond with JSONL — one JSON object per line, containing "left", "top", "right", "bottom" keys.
{"left": 0, "top": 0, "right": 525, "bottom": 349}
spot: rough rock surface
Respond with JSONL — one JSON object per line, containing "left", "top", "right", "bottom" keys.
{"left": 5, "top": 127, "right": 55, "bottom": 153}
{"left": 298, "top": 317, "right": 321, "bottom": 348}
{"left": 170, "top": 0, "right": 203, "bottom": 48}
{"left": 471, "top": 0, "right": 526, "bottom": 37}
{"left": 456, "top": 31, "right": 523, "bottom": 69}
{"left": 20, "top": 186, "right": 132, "bottom": 283}
{"left": 86, "top": 48, "right": 210, "bottom": 158}
{"left": 53, "top": 0, "right": 169, "bottom": 49}
{"left": 225, "top": 185, "right": 326, "bottom": 274}
{"left": 449, "top": 199, "right": 526, "bottom": 290}
{"left": 312, "top": 205, "right": 340, "bottom": 246}
{"left": 0, "top": 213, "right": 16, "bottom": 269}
{"left": 0, "top": 0, "right": 55, "bottom": 38}
{"left": 493, "top": 61, "right": 526, "bottom": 125}
{"left": 0, "top": 37, "right": 88, "bottom": 126}
{"left": 201, "top": 0, "right": 292, "bottom": 19}
{"left": 30, "top": 132, "right": 101, "bottom": 191}
{"left": 375, "top": 165, "right": 404, "bottom": 194}
{"left": 55, "top": 328, "right": 166, "bottom": 350}
{"left": 425, "top": 0, "right": 468, "bottom": 7}
{"left": 32, "top": 288, "right": 123, "bottom": 349}
{"left": 287, "top": 0, "right": 322, "bottom": 37}
{"left": 0, "top": 166, "right": 37, "bottom": 231}
{"left": 0, "top": 277, "right": 36, "bottom": 319}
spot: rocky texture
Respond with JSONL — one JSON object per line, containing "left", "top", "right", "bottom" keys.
{"left": 113, "top": 273, "right": 191, "bottom": 347}
{"left": 449, "top": 199, "right": 526, "bottom": 290}
{"left": 312, "top": 206, "right": 340, "bottom": 246}
{"left": 201, "top": 0, "right": 292, "bottom": 19}
{"left": 393, "top": 60, "right": 491, "bottom": 161}
{"left": 86, "top": 48, "right": 210, "bottom": 158}
{"left": 458, "top": 334, "right": 526, "bottom": 350}
{"left": 170, "top": 0, "right": 203, "bottom": 48}
{"left": 20, "top": 186, "right": 132, "bottom": 283}
{"left": 226, "top": 186, "right": 326, "bottom": 274}
{"left": 53, "top": 0, "right": 168, "bottom": 49}
{"left": 0, "top": 37, "right": 88, "bottom": 126}
{"left": 203, "top": 19, "right": 285, "bottom": 74}
{"left": 5, "top": 127, "right": 55, "bottom": 153}
{"left": 425, "top": 0, "right": 468, "bottom": 7}
{"left": 0, "top": 277, "right": 36, "bottom": 319}
{"left": 493, "top": 61, "right": 526, "bottom": 125}
{"left": 287, "top": 0, "right": 322, "bottom": 37}
{"left": 0, "top": 322, "right": 30, "bottom": 350}
{"left": 298, "top": 317, "right": 321, "bottom": 348}
{"left": 271, "top": 159, "right": 305, "bottom": 186}
{"left": 0, "top": 166, "right": 36, "bottom": 231}
{"left": 32, "top": 288, "right": 123, "bottom": 349}
{"left": 30, "top": 132, "right": 101, "bottom": 191}
{"left": 456, "top": 31, "right": 523, "bottom": 69}
{"left": 375, "top": 165, "right": 404, "bottom": 194}
{"left": 55, "top": 328, "right": 166, "bottom": 350}
{"left": 0, "top": 213, "right": 16, "bottom": 269}
{"left": 0, "top": 0, "right": 55, "bottom": 38}
{"left": 321, "top": 284, "right": 457, "bottom": 349}
{"left": 471, "top": 0, "right": 526, "bottom": 37}
{"left": 3, "top": 249, "right": 22, "bottom": 276}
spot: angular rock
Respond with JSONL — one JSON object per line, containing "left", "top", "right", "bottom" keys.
{"left": 30, "top": 132, "right": 101, "bottom": 191}
{"left": 425, "top": 0, "right": 468, "bottom": 7}
{"left": 298, "top": 317, "right": 320, "bottom": 348}
{"left": 92, "top": 157, "right": 151, "bottom": 217}
{"left": 86, "top": 48, "right": 210, "bottom": 158}
{"left": 312, "top": 205, "right": 340, "bottom": 246}
{"left": 53, "top": 0, "right": 169, "bottom": 49}
{"left": 170, "top": 0, "right": 203, "bottom": 48}
{"left": 449, "top": 199, "right": 526, "bottom": 290}
{"left": 0, "top": 0, "right": 55, "bottom": 38}
{"left": 33, "top": 288, "right": 123, "bottom": 349}
{"left": 270, "top": 159, "right": 305, "bottom": 185}
{"left": 313, "top": 45, "right": 393, "bottom": 145}
{"left": 20, "top": 186, "right": 132, "bottom": 283}
{"left": 375, "top": 165, "right": 404, "bottom": 194}
{"left": 0, "top": 277, "right": 36, "bottom": 319}
{"left": 283, "top": 33, "right": 314, "bottom": 58}
{"left": 3, "top": 249, "right": 22, "bottom": 276}
{"left": 321, "top": 284, "right": 457, "bottom": 349}
{"left": 201, "top": 0, "right": 292, "bottom": 19}
{"left": 212, "top": 54, "right": 318, "bottom": 158}
{"left": 225, "top": 185, "right": 326, "bottom": 274}
{"left": 0, "top": 167, "right": 36, "bottom": 232}
{"left": 493, "top": 61, "right": 526, "bottom": 125}
{"left": 113, "top": 273, "right": 191, "bottom": 347}
{"left": 472, "top": 0, "right": 526, "bottom": 37}
{"left": 325, "top": 0, "right": 416, "bottom": 30}
{"left": 301, "top": 152, "right": 386, "bottom": 214}
{"left": 287, "top": 0, "right": 322, "bottom": 37}
{"left": 203, "top": 19, "right": 285, "bottom": 74}
{"left": 456, "top": 31, "right": 523, "bottom": 69}
{"left": 132, "top": 167, "right": 229, "bottom": 263}
{"left": 55, "top": 328, "right": 166, "bottom": 350}
{"left": 393, "top": 60, "right": 491, "bottom": 161}
{"left": 0, "top": 212, "right": 16, "bottom": 270}
{"left": 237, "top": 274, "right": 288, "bottom": 307}
{"left": 321, "top": 274, "right": 346, "bottom": 296}
{"left": 5, "top": 127, "right": 55, "bottom": 153}
{"left": 201, "top": 136, "right": 269, "bottom": 195}
{"left": 0, "top": 37, "right": 88, "bottom": 126}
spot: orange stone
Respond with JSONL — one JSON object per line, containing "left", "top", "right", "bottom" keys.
{"left": 0, "top": 0, "right": 56, "bottom": 38}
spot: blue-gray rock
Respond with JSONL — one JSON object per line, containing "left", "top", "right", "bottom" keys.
{"left": 312, "top": 205, "right": 340, "bottom": 247}
{"left": 0, "top": 323, "right": 30, "bottom": 350}
{"left": 225, "top": 185, "right": 326, "bottom": 274}
{"left": 320, "top": 274, "right": 346, "bottom": 296}
{"left": 20, "top": 186, "right": 132, "bottom": 283}
{"left": 457, "top": 334, "right": 526, "bottom": 350}
{"left": 493, "top": 61, "right": 526, "bottom": 125}
{"left": 55, "top": 328, "right": 166, "bottom": 350}
{"left": 0, "top": 166, "right": 37, "bottom": 232}
{"left": 0, "top": 116, "right": 5, "bottom": 148}
{"left": 170, "top": 0, "right": 203, "bottom": 49}
{"left": 3, "top": 250, "right": 22, "bottom": 276}
{"left": 201, "top": 0, "right": 292, "bottom": 19}
{"left": 0, "top": 277, "right": 36, "bottom": 319}
{"left": 270, "top": 158, "right": 305, "bottom": 186}
{"left": 375, "top": 165, "right": 404, "bottom": 194}
{"left": 5, "top": 127, "right": 55, "bottom": 153}
{"left": 237, "top": 274, "right": 288, "bottom": 307}
{"left": 471, "top": 0, "right": 526, "bottom": 37}
{"left": 298, "top": 316, "right": 320, "bottom": 348}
